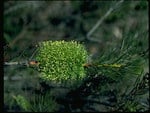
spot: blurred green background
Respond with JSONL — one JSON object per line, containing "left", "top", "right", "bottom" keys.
{"left": 4, "top": 1, "right": 148, "bottom": 112}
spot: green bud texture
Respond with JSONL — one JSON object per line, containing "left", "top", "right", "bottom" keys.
{"left": 35, "top": 40, "right": 88, "bottom": 86}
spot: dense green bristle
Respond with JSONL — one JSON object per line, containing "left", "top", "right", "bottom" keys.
{"left": 36, "top": 40, "right": 88, "bottom": 87}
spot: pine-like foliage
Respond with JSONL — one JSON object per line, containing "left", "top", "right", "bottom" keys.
{"left": 73, "top": 32, "right": 149, "bottom": 112}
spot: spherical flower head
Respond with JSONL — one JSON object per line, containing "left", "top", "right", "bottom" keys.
{"left": 35, "top": 40, "right": 88, "bottom": 87}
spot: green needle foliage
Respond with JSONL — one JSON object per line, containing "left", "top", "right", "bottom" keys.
{"left": 14, "top": 92, "right": 58, "bottom": 112}
{"left": 84, "top": 33, "right": 148, "bottom": 111}
{"left": 30, "top": 93, "right": 59, "bottom": 112}
{"left": 13, "top": 95, "right": 31, "bottom": 112}
{"left": 89, "top": 35, "right": 145, "bottom": 93}
{"left": 35, "top": 40, "right": 88, "bottom": 87}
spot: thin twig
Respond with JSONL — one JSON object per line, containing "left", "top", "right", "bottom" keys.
{"left": 87, "top": 0, "right": 124, "bottom": 42}
{"left": 4, "top": 61, "right": 29, "bottom": 66}
{"left": 4, "top": 60, "right": 40, "bottom": 68}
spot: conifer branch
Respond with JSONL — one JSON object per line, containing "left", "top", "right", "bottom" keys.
{"left": 4, "top": 60, "right": 39, "bottom": 67}
{"left": 4, "top": 61, "right": 29, "bottom": 66}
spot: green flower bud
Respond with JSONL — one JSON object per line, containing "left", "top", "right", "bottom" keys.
{"left": 35, "top": 40, "right": 88, "bottom": 87}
